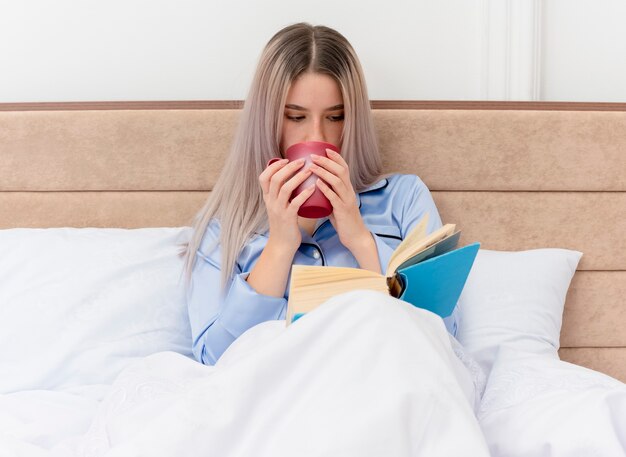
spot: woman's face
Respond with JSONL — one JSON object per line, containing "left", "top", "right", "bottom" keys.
{"left": 279, "top": 72, "right": 345, "bottom": 153}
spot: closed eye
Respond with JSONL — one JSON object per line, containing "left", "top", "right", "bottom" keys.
{"left": 285, "top": 114, "right": 344, "bottom": 122}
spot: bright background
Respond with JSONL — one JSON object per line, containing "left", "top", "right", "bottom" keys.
{"left": 1, "top": 0, "right": 625, "bottom": 102}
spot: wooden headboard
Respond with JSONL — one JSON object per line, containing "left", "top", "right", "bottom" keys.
{"left": 1, "top": 101, "right": 625, "bottom": 382}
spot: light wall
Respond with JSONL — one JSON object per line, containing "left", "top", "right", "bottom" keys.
{"left": 1, "top": 0, "right": 624, "bottom": 103}
{"left": 541, "top": 0, "right": 626, "bottom": 102}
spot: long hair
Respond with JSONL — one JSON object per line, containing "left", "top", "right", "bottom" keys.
{"left": 182, "top": 22, "right": 388, "bottom": 290}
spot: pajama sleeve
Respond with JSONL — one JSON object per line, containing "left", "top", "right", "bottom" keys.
{"left": 187, "top": 222, "right": 286, "bottom": 365}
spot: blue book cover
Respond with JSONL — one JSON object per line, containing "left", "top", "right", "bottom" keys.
{"left": 287, "top": 215, "right": 480, "bottom": 325}
{"left": 395, "top": 242, "right": 480, "bottom": 318}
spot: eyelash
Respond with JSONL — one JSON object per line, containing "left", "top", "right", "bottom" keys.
{"left": 286, "top": 115, "right": 344, "bottom": 122}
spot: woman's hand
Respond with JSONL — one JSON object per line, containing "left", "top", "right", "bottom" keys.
{"left": 309, "top": 149, "right": 371, "bottom": 252}
{"left": 258, "top": 158, "right": 315, "bottom": 254}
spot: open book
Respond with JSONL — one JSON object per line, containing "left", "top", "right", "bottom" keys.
{"left": 286, "top": 213, "right": 480, "bottom": 325}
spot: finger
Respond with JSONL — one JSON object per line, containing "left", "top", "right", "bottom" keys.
{"left": 289, "top": 185, "right": 316, "bottom": 213}
{"left": 259, "top": 159, "right": 289, "bottom": 194}
{"left": 311, "top": 153, "right": 345, "bottom": 176}
{"left": 311, "top": 151, "right": 350, "bottom": 193}
{"left": 278, "top": 168, "right": 313, "bottom": 205}
{"left": 325, "top": 149, "right": 344, "bottom": 161}
{"left": 268, "top": 158, "right": 306, "bottom": 198}
{"left": 315, "top": 178, "right": 340, "bottom": 206}
{"left": 325, "top": 149, "right": 349, "bottom": 170}
{"left": 310, "top": 164, "right": 345, "bottom": 195}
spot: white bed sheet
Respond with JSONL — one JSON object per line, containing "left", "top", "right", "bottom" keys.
{"left": 1, "top": 290, "right": 490, "bottom": 457}
{"left": 479, "top": 346, "right": 626, "bottom": 457}
{"left": 2, "top": 226, "right": 623, "bottom": 456}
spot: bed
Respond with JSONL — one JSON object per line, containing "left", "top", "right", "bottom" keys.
{"left": 1, "top": 100, "right": 625, "bottom": 456}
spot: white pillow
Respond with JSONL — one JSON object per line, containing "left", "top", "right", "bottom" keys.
{"left": 479, "top": 347, "right": 626, "bottom": 457}
{"left": 0, "top": 227, "right": 193, "bottom": 393}
{"left": 455, "top": 248, "right": 582, "bottom": 377}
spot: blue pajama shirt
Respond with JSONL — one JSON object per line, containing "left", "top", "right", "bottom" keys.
{"left": 187, "top": 173, "right": 459, "bottom": 365}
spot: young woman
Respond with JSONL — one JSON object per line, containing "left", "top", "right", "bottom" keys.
{"left": 183, "top": 22, "right": 459, "bottom": 366}
{"left": 82, "top": 23, "right": 488, "bottom": 454}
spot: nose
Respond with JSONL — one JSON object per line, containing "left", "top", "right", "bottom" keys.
{"left": 305, "top": 118, "right": 326, "bottom": 143}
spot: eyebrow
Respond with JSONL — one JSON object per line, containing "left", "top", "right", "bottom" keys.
{"left": 285, "top": 104, "right": 344, "bottom": 111}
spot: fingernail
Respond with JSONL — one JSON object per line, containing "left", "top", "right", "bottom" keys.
{"left": 326, "top": 149, "right": 337, "bottom": 155}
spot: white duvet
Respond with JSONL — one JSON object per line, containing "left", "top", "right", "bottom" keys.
{"left": 0, "top": 290, "right": 490, "bottom": 457}
{"left": 479, "top": 346, "right": 626, "bottom": 457}
{"left": 2, "top": 227, "right": 626, "bottom": 457}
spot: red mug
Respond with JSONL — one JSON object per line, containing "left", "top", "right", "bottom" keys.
{"left": 267, "top": 141, "right": 340, "bottom": 218}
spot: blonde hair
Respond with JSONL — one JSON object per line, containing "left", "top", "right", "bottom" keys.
{"left": 183, "top": 22, "right": 389, "bottom": 290}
